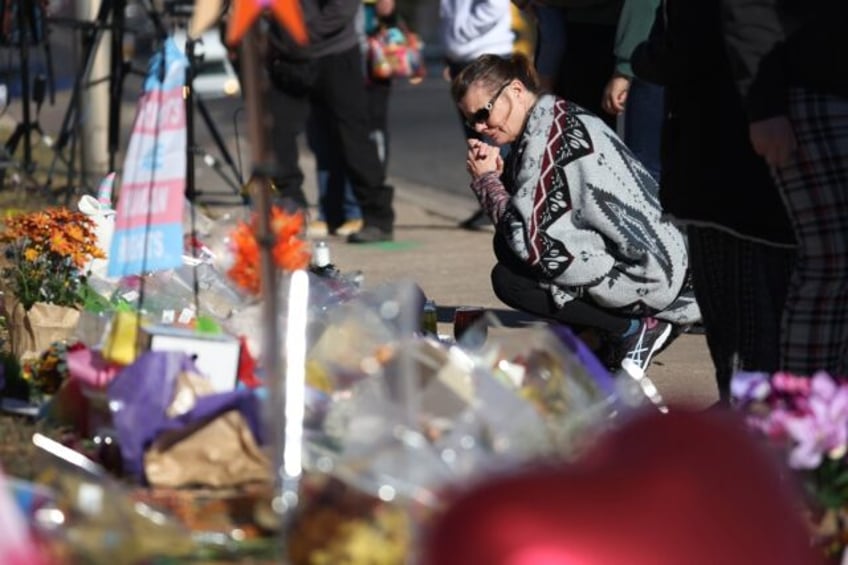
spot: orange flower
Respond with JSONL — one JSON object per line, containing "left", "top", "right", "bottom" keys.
{"left": 226, "top": 206, "right": 311, "bottom": 294}
{"left": 227, "top": 221, "right": 262, "bottom": 295}
{"left": 50, "top": 232, "right": 73, "bottom": 256}
{"left": 0, "top": 205, "right": 107, "bottom": 308}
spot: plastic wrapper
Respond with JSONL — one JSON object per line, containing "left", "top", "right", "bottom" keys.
{"left": 222, "top": 270, "right": 363, "bottom": 366}
{"left": 103, "top": 262, "right": 246, "bottom": 327}
{"left": 282, "top": 287, "right": 626, "bottom": 563}
{"left": 29, "top": 434, "right": 198, "bottom": 564}
{"left": 300, "top": 288, "right": 621, "bottom": 479}
{"left": 109, "top": 271, "right": 199, "bottom": 325}
{"left": 286, "top": 473, "right": 413, "bottom": 565}
{"left": 472, "top": 324, "right": 619, "bottom": 455}
{"left": 173, "top": 261, "right": 249, "bottom": 320}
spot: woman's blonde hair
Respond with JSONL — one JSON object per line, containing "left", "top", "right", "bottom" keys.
{"left": 450, "top": 53, "right": 540, "bottom": 104}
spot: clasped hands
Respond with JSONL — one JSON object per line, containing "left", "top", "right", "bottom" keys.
{"left": 466, "top": 139, "right": 503, "bottom": 180}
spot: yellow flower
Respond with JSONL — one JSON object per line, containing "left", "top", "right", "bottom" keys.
{"left": 23, "top": 248, "right": 39, "bottom": 262}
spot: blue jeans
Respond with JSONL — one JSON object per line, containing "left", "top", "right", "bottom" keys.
{"left": 623, "top": 77, "right": 664, "bottom": 180}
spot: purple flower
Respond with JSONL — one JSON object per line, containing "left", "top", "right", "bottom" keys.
{"left": 730, "top": 372, "right": 772, "bottom": 403}
{"left": 781, "top": 372, "right": 848, "bottom": 469}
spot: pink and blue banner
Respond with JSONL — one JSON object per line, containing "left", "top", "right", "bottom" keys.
{"left": 108, "top": 38, "right": 187, "bottom": 278}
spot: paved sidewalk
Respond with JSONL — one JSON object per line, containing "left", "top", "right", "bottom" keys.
{"left": 308, "top": 161, "right": 719, "bottom": 410}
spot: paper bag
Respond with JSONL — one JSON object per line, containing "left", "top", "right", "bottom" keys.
{"left": 7, "top": 301, "right": 80, "bottom": 362}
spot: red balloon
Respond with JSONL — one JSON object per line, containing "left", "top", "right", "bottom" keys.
{"left": 423, "top": 410, "right": 822, "bottom": 565}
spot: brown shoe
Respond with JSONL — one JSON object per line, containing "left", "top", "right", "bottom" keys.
{"left": 335, "top": 218, "right": 364, "bottom": 236}
{"left": 307, "top": 220, "right": 329, "bottom": 238}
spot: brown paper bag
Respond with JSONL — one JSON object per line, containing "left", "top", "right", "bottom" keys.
{"left": 6, "top": 301, "right": 81, "bottom": 362}
{"left": 144, "top": 372, "right": 271, "bottom": 488}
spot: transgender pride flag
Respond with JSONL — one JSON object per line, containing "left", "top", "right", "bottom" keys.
{"left": 108, "top": 38, "right": 187, "bottom": 278}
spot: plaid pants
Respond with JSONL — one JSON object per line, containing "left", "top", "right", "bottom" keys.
{"left": 773, "top": 89, "right": 848, "bottom": 376}
{"left": 687, "top": 226, "right": 794, "bottom": 400}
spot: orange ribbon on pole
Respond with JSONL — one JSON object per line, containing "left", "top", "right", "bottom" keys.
{"left": 226, "top": 0, "right": 308, "bottom": 46}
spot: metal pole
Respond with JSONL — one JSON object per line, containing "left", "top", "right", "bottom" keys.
{"left": 240, "top": 24, "right": 289, "bottom": 518}
{"left": 16, "top": 0, "right": 32, "bottom": 172}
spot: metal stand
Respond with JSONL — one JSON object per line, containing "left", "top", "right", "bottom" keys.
{"left": 44, "top": 0, "right": 170, "bottom": 197}
{"left": 45, "top": 0, "right": 137, "bottom": 195}
{"left": 0, "top": 0, "right": 50, "bottom": 189}
{"left": 183, "top": 34, "right": 245, "bottom": 204}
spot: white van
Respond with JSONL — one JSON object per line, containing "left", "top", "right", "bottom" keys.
{"left": 172, "top": 29, "right": 241, "bottom": 99}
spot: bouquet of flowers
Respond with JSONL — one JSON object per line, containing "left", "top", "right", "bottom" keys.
{"left": 732, "top": 371, "right": 848, "bottom": 560}
{"left": 0, "top": 207, "right": 105, "bottom": 311}
{"left": 222, "top": 206, "right": 311, "bottom": 295}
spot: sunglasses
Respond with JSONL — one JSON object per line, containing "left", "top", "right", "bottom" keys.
{"left": 465, "top": 81, "right": 511, "bottom": 129}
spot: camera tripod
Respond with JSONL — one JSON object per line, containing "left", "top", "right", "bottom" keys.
{"left": 182, "top": 32, "right": 246, "bottom": 205}
{"left": 0, "top": 0, "right": 54, "bottom": 189}
{"left": 45, "top": 0, "right": 244, "bottom": 201}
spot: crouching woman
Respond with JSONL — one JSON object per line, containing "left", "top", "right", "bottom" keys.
{"left": 453, "top": 54, "right": 700, "bottom": 374}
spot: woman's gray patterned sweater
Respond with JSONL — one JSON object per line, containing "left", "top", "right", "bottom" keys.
{"left": 471, "top": 95, "right": 700, "bottom": 324}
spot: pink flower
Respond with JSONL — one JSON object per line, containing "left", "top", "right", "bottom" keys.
{"left": 781, "top": 372, "right": 848, "bottom": 469}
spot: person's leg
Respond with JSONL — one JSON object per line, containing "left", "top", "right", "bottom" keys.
{"left": 623, "top": 77, "right": 664, "bottom": 180}
{"left": 533, "top": 4, "right": 567, "bottom": 92}
{"left": 772, "top": 89, "right": 848, "bottom": 375}
{"left": 737, "top": 238, "right": 795, "bottom": 373}
{"left": 687, "top": 225, "right": 794, "bottom": 402}
{"left": 367, "top": 79, "right": 392, "bottom": 174}
{"left": 555, "top": 20, "right": 616, "bottom": 129}
{"left": 687, "top": 226, "right": 740, "bottom": 401}
{"left": 316, "top": 46, "right": 394, "bottom": 238}
{"left": 268, "top": 86, "right": 310, "bottom": 209}
{"left": 491, "top": 262, "right": 628, "bottom": 334}
{"left": 333, "top": 80, "right": 392, "bottom": 235}
{"left": 305, "top": 102, "right": 348, "bottom": 228}
{"left": 491, "top": 232, "right": 677, "bottom": 373}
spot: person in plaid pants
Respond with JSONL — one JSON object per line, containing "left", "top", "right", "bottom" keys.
{"left": 723, "top": 0, "right": 848, "bottom": 375}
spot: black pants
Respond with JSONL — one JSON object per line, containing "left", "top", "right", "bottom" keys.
{"left": 687, "top": 226, "right": 795, "bottom": 401}
{"left": 553, "top": 21, "right": 617, "bottom": 130}
{"left": 268, "top": 46, "right": 395, "bottom": 232}
{"left": 490, "top": 233, "right": 631, "bottom": 335}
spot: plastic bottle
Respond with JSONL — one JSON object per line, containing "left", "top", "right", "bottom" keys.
{"left": 421, "top": 299, "right": 438, "bottom": 336}
{"left": 310, "top": 240, "right": 339, "bottom": 278}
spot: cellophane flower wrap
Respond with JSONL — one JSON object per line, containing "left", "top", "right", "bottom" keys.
{"left": 732, "top": 370, "right": 848, "bottom": 560}
{"left": 287, "top": 282, "right": 622, "bottom": 564}
{"left": 0, "top": 207, "right": 106, "bottom": 310}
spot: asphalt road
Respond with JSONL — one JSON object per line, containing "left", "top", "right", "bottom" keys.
{"left": 386, "top": 74, "right": 471, "bottom": 197}
{"left": 188, "top": 71, "right": 476, "bottom": 208}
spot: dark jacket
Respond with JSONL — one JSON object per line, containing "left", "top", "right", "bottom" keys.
{"left": 544, "top": 0, "right": 624, "bottom": 25}
{"left": 632, "top": 0, "right": 795, "bottom": 246}
{"left": 267, "top": 0, "right": 360, "bottom": 59}
{"left": 722, "top": 0, "right": 848, "bottom": 121}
